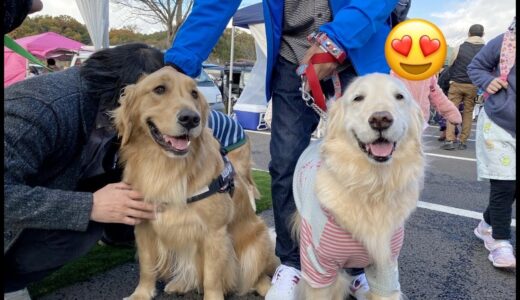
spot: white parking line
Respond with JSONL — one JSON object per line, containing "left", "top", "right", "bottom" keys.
{"left": 418, "top": 201, "right": 516, "bottom": 227}
{"left": 425, "top": 153, "right": 476, "bottom": 162}
{"left": 428, "top": 125, "right": 476, "bottom": 132}
{"left": 423, "top": 134, "right": 475, "bottom": 142}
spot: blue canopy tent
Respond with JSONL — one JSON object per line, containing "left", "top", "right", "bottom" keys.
{"left": 233, "top": 3, "right": 264, "bottom": 28}
{"left": 229, "top": 3, "right": 268, "bottom": 131}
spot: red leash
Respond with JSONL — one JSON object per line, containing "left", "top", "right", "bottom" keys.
{"left": 304, "top": 53, "right": 338, "bottom": 111}
{"left": 297, "top": 32, "right": 347, "bottom": 118}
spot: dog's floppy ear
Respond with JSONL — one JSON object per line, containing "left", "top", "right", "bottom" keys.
{"left": 112, "top": 84, "right": 137, "bottom": 146}
{"left": 326, "top": 95, "right": 346, "bottom": 138}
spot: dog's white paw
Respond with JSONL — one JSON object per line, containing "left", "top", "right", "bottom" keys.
{"left": 164, "top": 278, "right": 194, "bottom": 294}
{"left": 123, "top": 288, "right": 156, "bottom": 300}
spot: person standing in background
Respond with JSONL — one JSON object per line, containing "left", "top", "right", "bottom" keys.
{"left": 468, "top": 18, "right": 516, "bottom": 269}
{"left": 441, "top": 24, "right": 485, "bottom": 150}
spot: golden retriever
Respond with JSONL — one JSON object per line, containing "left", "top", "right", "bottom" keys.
{"left": 113, "top": 66, "right": 278, "bottom": 300}
{"left": 292, "top": 73, "right": 425, "bottom": 300}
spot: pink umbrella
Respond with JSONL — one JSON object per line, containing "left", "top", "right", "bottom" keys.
{"left": 4, "top": 32, "right": 84, "bottom": 87}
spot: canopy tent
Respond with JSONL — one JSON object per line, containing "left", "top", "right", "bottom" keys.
{"left": 4, "top": 32, "right": 84, "bottom": 87}
{"left": 233, "top": 3, "right": 264, "bottom": 28}
{"left": 75, "top": 0, "right": 109, "bottom": 50}
{"left": 231, "top": 3, "right": 268, "bottom": 128}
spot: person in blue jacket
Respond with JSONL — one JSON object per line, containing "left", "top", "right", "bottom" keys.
{"left": 165, "top": 1, "right": 397, "bottom": 299}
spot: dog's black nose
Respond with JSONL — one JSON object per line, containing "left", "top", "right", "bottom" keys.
{"left": 368, "top": 111, "right": 393, "bottom": 131}
{"left": 177, "top": 109, "right": 201, "bottom": 130}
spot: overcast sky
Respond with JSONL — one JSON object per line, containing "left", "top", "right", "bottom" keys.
{"left": 33, "top": 0, "right": 515, "bottom": 47}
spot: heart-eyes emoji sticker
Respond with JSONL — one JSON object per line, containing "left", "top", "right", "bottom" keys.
{"left": 385, "top": 19, "right": 447, "bottom": 80}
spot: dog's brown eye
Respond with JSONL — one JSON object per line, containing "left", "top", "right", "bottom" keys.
{"left": 353, "top": 95, "right": 364, "bottom": 102}
{"left": 191, "top": 90, "right": 199, "bottom": 99}
{"left": 154, "top": 85, "right": 166, "bottom": 95}
{"left": 395, "top": 93, "right": 404, "bottom": 100}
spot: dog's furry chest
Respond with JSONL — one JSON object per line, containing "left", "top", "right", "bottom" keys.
{"left": 150, "top": 192, "right": 233, "bottom": 245}
{"left": 151, "top": 206, "right": 206, "bottom": 246}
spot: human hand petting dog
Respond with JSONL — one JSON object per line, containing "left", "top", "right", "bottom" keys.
{"left": 91, "top": 182, "right": 157, "bottom": 225}
{"left": 486, "top": 77, "right": 508, "bottom": 94}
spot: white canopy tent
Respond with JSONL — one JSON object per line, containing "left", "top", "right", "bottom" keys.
{"left": 231, "top": 3, "right": 268, "bottom": 130}
{"left": 75, "top": 0, "right": 110, "bottom": 50}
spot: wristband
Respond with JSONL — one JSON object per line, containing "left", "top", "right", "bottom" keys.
{"left": 307, "top": 32, "right": 347, "bottom": 64}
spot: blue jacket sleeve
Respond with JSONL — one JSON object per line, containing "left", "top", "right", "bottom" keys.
{"left": 319, "top": 0, "right": 397, "bottom": 50}
{"left": 467, "top": 34, "right": 503, "bottom": 91}
{"left": 164, "top": 0, "right": 242, "bottom": 77}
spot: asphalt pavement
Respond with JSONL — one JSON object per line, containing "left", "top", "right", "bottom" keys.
{"left": 41, "top": 121, "right": 516, "bottom": 300}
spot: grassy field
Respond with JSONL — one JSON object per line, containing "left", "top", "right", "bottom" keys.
{"left": 29, "top": 170, "right": 272, "bottom": 298}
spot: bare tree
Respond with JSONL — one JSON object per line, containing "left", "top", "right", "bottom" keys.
{"left": 112, "top": 0, "right": 193, "bottom": 43}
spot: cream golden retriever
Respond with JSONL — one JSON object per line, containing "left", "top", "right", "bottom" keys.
{"left": 113, "top": 66, "right": 278, "bottom": 300}
{"left": 292, "top": 73, "right": 425, "bottom": 300}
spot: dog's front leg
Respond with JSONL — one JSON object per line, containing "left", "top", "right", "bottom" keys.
{"left": 367, "top": 291, "right": 403, "bottom": 300}
{"left": 125, "top": 223, "right": 159, "bottom": 300}
{"left": 298, "top": 274, "right": 347, "bottom": 300}
{"left": 202, "top": 226, "right": 238, "bottom": 300}
{"left": 365, "top": 261, "right": 403, "bottom": 300}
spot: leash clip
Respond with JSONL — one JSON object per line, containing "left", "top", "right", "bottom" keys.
{"left": 300, "top": 78, "right": 313, "bottom": 103}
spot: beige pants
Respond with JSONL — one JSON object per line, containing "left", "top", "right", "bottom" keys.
{"left": 446, "top": 82, "right": 478, "bottom": 143}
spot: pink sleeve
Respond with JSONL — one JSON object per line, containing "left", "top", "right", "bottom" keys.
{"left": 428, "top": 77, "right": 462, "bottom": 125}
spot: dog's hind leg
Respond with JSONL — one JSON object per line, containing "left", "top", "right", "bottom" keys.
{"left": 232, "top": 220, "right": 279, "bottom": 296}
{"left": 253, "top": 274, "right": 271, "bottom": 297}
{"left": 125, "top": 224, "right": 159, "bottom": 300}
{"left": 202, "top": 226, "right": 238, "bottom": 300}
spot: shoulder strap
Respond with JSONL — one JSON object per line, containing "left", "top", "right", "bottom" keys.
{"left": 499, "top": 30, "right": 516, "bottom": 80}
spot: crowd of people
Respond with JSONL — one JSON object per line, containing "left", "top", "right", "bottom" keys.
{"left": 3, "top": 0, "right": 516, "bottom": 299}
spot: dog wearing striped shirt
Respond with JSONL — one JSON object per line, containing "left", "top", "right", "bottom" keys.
{"left": 207, "top": 110, "right": 260, "bottom": 211}
{"left": 292, "top": 74, "right": 425, "bottom": 300}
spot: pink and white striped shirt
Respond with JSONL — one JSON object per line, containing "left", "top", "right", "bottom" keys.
{"left": 293, "top": 140, "right": 404, "bottom": 293}
{"left": 300, "top": 209, "right": 404, "bottom": 287}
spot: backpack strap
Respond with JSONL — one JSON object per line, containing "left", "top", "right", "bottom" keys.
{"left": 499, "top": 29, "right": 516, "bottom": 81}
{"left": 483, "top": 30, "right": 515, "bottom": 100}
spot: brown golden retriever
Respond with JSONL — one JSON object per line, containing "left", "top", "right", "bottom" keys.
{"left": 113, "top": 66, "right": 278, "bottom": 300}
{"left": 292, "top": 74, "right": 425, "bottom": 300}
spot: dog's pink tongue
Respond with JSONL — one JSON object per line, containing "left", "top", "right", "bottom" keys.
{"left": 368, "top": 142, "right": 394, "bottom": 157}
{"left": 163, "top": 135, "right": 189, "bottom": 150}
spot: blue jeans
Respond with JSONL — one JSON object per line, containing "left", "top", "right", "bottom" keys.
{"left": 4, "top": 222, "right": 103, "bottom": 292}
{"left": 269, "top": 56, "right": 359, "bottom": 276}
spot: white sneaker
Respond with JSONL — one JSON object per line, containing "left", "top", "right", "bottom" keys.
{"left": 4, "top": 288, "right": 32, "bottom": 300}
{"left": 474, "top": 219, "right": 494, "bottom": 250}
{"left": 348, "top": 273, "right": 369, "bottom": 300}
{"left": 487, "top": 240, "right": 516, "bottom": 269}
{"left": 265, "top": 264, "right": 301, "bottom": 300}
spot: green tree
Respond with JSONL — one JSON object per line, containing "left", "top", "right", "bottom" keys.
{"left": 9, "top": 15, "right": 91, "bottom": 44}
{"left": 208, "top": 28, "right": 256, "bottom": 64}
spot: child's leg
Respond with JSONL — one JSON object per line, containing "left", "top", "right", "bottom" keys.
{"left": 486, "top": 179, "right": 516, "bottom": 240}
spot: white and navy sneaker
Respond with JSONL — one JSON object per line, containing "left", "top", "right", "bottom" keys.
{"left": 265, "top": 264, "right": 301, "bottom": 300}
{"left": 348, "top": 273, "right": 369, "bottom": 300}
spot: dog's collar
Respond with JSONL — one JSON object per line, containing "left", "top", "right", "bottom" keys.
{"left": 186, "top": 152, "right": 235, "bottom": 203}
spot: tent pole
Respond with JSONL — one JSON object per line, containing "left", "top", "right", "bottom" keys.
{"left": 227, "top": 25, "right": 235, "bottom": 116}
